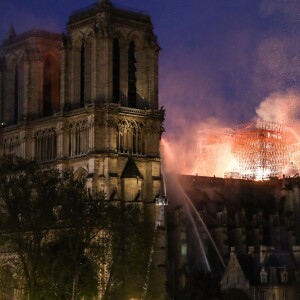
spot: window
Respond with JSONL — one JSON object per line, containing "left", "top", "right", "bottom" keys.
{"left": 269, "top": 213, "right": 279, "bottom": 226}
{"left": 295, "top": 271, "right": 300, "bottom": 283}
{"left": 69, "top": 120, "right": 88, "bottom": 157}
{"left": 128, "top": 41, "right": 137, "bottom": 107}
{"left": 217, "top": 208, "right": 227, "bottom": 225}
{"left": 35, "top": 128, "right": 57, "bottom": 162}
{"left": 116, "top": 119, "right": 144, "bottom": 155}
{"left": 3, "top": 136, "right": 20, "bottom": 156}
{"left": 281, "top": 267, "right": 288, "bottom": 284}
{"left": 113, "top": 38, "right": 120, "bottom": 103}
{"left": 43, "top": 57, "right": 53, "bottom": 116}
{"left": 260, "top": 267, "right": 268, "bottom": 284}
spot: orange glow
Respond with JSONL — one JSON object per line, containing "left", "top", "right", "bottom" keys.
{"left": 190, "top": 120, "right": 300, "bottom": 180}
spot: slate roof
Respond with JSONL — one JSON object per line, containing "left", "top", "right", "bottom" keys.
{"left": 120, "top": 157, "right": 144, "bottom": 179}
{"left": 237, "top": 251, "right": 299, "bottom": 285}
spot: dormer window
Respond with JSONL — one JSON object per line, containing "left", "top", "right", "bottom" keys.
{"left": 281, "top": 267, "right": 288, "bottom": 284}
{"left": 217, "top": 208, "right": 227, "bottom": 225}
{"left": 295, "top": 270, "right": 300, "bottom": 283}
{"left": 269, "top": 213, "right": 279, "bottom": 226}
{"left": 260, "top": 267, "right": 268, "bottom": 283}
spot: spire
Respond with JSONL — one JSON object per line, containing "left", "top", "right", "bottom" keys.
{"left": 7, "top": 25, "right": 16, "bottom": 39}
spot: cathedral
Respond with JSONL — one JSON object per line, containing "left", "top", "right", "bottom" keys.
{"left": 0, "top": 0, "right": 164, "bottom": 204}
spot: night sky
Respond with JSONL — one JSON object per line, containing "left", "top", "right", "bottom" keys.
{"left": 1, "top": 0, "right": 300, "bottom": 144}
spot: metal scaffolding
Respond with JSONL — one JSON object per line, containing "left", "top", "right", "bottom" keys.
{"left": 193, "top": 120, "right": 300, "bottom": 180}
{"left": 232, "top": 120, "right": 289, "bottom": 179}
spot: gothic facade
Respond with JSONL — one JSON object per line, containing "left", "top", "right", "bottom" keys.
{"left": 0, "top": 0, "right": 164, "bottom": 203}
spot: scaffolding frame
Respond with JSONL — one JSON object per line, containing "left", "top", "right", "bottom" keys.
{"left": 193, "top": 120, "right": 300, "bottom": 180}
{"left": 232, "top": 120, "right": 289, "bottom": 179}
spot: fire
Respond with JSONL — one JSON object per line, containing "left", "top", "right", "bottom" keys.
{"left": 191, "top": 119, "right": 300, "bottom": 180}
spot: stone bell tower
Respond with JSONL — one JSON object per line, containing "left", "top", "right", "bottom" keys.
{"left": 0, "top": 0, "right": 166, "bottom": 297}
{"left": 0, "top": 0, "right": 164, "bottom": 203}
{"left": 59, "top": 0, "right": 164, "bottom": 202}
{"left": 61, "top": 0, "right": 159, "bottom": 110}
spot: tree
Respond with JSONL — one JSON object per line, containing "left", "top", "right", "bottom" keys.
{"left": 53, "top": 169, "right": 112, "bottom": 300}
{"left": 221, "top": 288, "right": 251, "bottom": 300}
{"left": 0, "top": 155, "right": 61, "bottom": 298}
{"left": 0, "top": 156, "right": 112, "bottom": 299}
{"left": 104, "top": 203, "right": 155, "bottom": 300}
{"left": 0, "top": 155, "right": 157, "bottom": 299}
{"left": 176, "top": 269, "right": 220, "bottom": 300}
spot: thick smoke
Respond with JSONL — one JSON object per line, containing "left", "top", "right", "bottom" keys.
{"left": 161, "top": 0, "right": 300, "bottom": 177}
{"left": 255, "top": 90, "right": 300, "bottom": 125}
{"left": 164, "top": 90, "right": 300, "bottom": 177}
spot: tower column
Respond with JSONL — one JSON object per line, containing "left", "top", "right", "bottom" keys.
{"left": 149, "top": 47, "right": 159, "bottom": 109}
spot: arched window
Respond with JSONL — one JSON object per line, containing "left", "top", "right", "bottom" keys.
{"left": 137, "top": 128, "right": 142, "bottom": 154}
{"left": 128, "top": 41, "right": 137, "bottom": 107}
{"left": 74, "top": 167, "right": 88, "bottom": 179}
{"left": 116, "top": 119, "right": 144, "bottom": 155}
{"left": 3, "top": 136, "right": 20, "bottom": 156}
{"left": 132, "top": 126, "right": 136, "bottom": 153}
{"left": 117, "top": 126, "right": 124, "bottom": 153}
{"left": 69, "top": 120, "right": 88, "bottom": 157}
{"left": 281, "top": 266, "right": 288, "bottom": 284}
{"left": 43, "top": 57, "right": 53, "bottom": 116}
{"left": 113, "top": 38, "right": 120, "bottom": 103}
{"left": 34, "top": 128, "right": 57, "bottom": 162}
{"left": 260, "top": 267, "right": 268, "bottom": 284}
{"left": 217, "top": 208, "right": 227, "bottom": 225}
{"left": 80, "top": 43, "right": 85, "bottom": 107}
{"left": 14, "top": 64, "right": 19, "bottom": 123}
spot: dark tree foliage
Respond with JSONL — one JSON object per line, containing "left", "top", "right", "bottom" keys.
{"left": 176, "top": 269, "right": 220, "bottom": 300}
{"left": 0, "top": 156, "right": 113, "bottom": 299}
{"left": 0, "top": 156, "right": 61, "bottom": 299}
{"left": 103, "top": 203, "right": 155, "bottom": 300}
{"left": 52, "top": 169, "right": 111, "bottom": 300}
{"left": 221, "top": 288, "right": 252, "bottom": 300}
{"left": 0, "top": 155, "right": 155, "bottom": 299}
